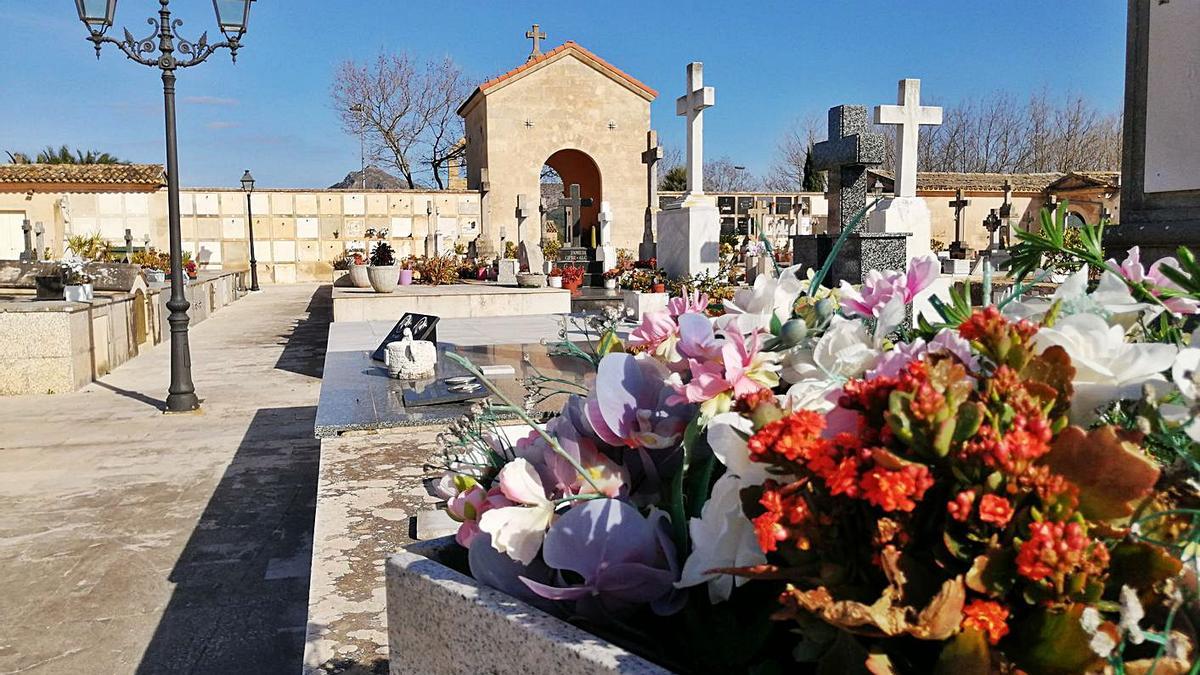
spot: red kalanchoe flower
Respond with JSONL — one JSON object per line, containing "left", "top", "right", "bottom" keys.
{"left": 978, "top": 494, "right": 1014, "bottom": 527}
{"left": 752, "top": 480, "right": 812, "bottom": 553}
{"left": 962, "top": 599, "right": 1010, "bottom": 645}
{"left": 947, "top": 489, "right": 976, "bottom": 522}
{"left": 860, "top": 463, "right": 934, "bottom": 512}
{"left": 747, "top": 410, "right": 827, "bottom": 466}
{"left": 1016, "top": 521, "right": 1109, "bottom": 583}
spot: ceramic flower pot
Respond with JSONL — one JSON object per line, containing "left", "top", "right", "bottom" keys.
{"left": 652, "top": 283, "right": 666, "bottom": 293}
{"left": 348, "top": 263, "right": 371, "bottom": 288}
{"left": 562, "top": 279, "right": 581, "bottom": 294}
{"left": 64, "top": 284, "right": 94, "bottom": 302}
{"left": 548, "top": 276, "right": 563, "bottom": 289}
{"left": 367, "top": 265, "right": 399, "bottom": 293}
{"left": 399, "top": 269, "right": 414, "bottom": 286}
{"left": 604, "top": 278, "right": 617, "bottom": 290}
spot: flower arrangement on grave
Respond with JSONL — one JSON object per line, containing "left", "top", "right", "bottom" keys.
{"left": 131, "top": 248, "right": 170, "bottom": 272}
{"left": 65, "top": 232, "right": 109, "bottom": 261}
{"left": 369, "top": 242, "right": 396, "bottom": 268}
{"left": 602, "top": 267, "right": 623, "bottom": 283}
{"left": 183, "top": 259, "right": 198, "bottom": 279}
{"left": 559, "top": 264, "right": 585, "bottom": 291}
{"left": 433, "top": 204, "right": 1200, "bottom": 674}
{"left": 58, "top": 252, "right": 91, "bottom": 286}
{"left": 504, "top": 240, "right": 519, "bottom": 260}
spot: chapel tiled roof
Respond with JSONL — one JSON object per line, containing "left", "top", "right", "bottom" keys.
{"left": 1045, "top": 171, "right": 1121, "bottom": 191}
{"left": 0, "top": 163, "right": 166, "bottom": 187}
{"left": 458, "top": 41, "right": 657, "bottom": 115}
{"left": 869, "top": 169, "right": 1067, "bottom": 193}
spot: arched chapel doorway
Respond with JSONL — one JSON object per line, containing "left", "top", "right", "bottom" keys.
{"left": 543, "top": 149, "right": 602, "bottom": 250}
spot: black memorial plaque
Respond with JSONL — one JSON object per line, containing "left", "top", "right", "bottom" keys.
{"left": 370, "top": 313, "right": 440, "bottom": 362}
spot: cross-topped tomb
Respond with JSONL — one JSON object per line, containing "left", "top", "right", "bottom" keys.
{"left": 675, "top": 62, "right": 715, "bottom": 197}
{"left": 812, "top": 105, "right": 884, "bottom": 231}
{"left": 873, "top": 79, "right": 942, "bottom": 199}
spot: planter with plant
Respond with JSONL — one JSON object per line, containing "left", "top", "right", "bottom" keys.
{"left": 418, "top": 254, "right": 461, "bottom": 286}
{"left": 560, "top": 264, "right": 585, "bottom": 294}
{"left": 547, "top": 266, "right": 563, "bottom": 289}
{"left": 59, "top": 253, "right": 93, "bottom": 302}
{"left": 542, "top": 238, "right": 562, "bottom": 272}
{"left": 132, "top": 248, "right": 168, "bottom": 283}
{"left": 602, "top": 267, "right": 621, "bottom": 290}
{"left": 367, "top": 242, "right": 399, "bottom": 293}
{"left": 399, "top": 257, "right": 415, "bottom": 286}
{"left": 346, "top": 248, "right": 370, "bottom": 288}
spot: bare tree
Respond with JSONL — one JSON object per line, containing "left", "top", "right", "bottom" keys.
{"left": 908, "top": 90, "right": 1121, "bottom": 174}
{"left": 331, "top": 52, "right": 470, "bottom": 189}
{"left": 765, "top": 114, "right": 823, "bottom": 191}
{"left": 705, "top": 156, "right": 759, "bottom": 192}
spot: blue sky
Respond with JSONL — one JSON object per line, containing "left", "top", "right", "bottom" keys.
{"left": 0, "top": 1, "right": 1126, "bottom": 189}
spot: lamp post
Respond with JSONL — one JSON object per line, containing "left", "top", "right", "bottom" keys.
{"left": 74, "top": 0, "right": 254, "bottom": 413}
{"left": 241, "top": 169, "right": 260, "bottom": 292}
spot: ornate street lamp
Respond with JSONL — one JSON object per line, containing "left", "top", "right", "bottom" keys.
{"left": 241, "top": 169, "right": 260, "bottom": 292}
{"left": 74, "top": 0, "right": 254, "bottom": 413}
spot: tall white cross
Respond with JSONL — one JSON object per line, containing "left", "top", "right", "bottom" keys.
{"left": 873, "top": 78, "right": 941, "bottom": 199}
{"left": 675, "top": 62, "right": 715, "bottom": 196}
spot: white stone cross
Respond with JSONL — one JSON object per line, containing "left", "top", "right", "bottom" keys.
{"left": 597, "top": 201, "right": 614, "bottom": 247}
{"left": 675, "top": 62, "right": 715, "bottom": 196}
{"left": 873, "top": 78, "right": 942, "bottom": 199}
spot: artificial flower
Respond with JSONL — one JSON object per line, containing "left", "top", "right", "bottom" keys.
{"left": 478, "top": 458, "right": 556, "bottom": 565}
{"left": 585, "top": 353, "right": 692, "bottom": 450}
{"left": 721, "top": 264, "right": 805, "bottom": 334}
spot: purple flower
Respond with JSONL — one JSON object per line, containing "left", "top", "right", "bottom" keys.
{"left": 520, "top": 498, "right": 684, "bottom": 621}
{"left": 585, "top": 353, "right": 692, "bottom": 450}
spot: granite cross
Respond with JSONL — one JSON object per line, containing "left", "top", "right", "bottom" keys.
{"left": 559, "top": 184, "right": 593, "bottom": 247}
{"left": 525, "top": 24, "right": 546, "bottom": 61}
{"left": 812, "top": 105, "right": 884, "bottom": 231}
{"left": 675, "top": 62, "right": 715, "bottom": 196}
{"left": 19, "top": 219, "right": 32, "bottom": 261}
{"left": 983, "top": 208, "right": 1003, "bottom": 250}
{"left": 999, "top": 179, "right": 1013, "bottom": 219}
{"left": 948, "top": 189, "right": 972, "bottom": 258}
{"left": 873, "top": 79, "right": 942, "bottom": 199}
{"left": 641, "top": 129, "right": 663, "bottom": 245}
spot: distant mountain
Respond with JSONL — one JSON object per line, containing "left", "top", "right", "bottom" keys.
{"left": 329, "top": 166, "right": 410, "bottom": 190}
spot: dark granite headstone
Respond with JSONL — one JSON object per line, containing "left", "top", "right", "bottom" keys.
{"left": 812, "top": 105, "right": 884, "bottom": 232}
{"left": 792, "top": 232, "right": 910, "bottom": 286}
{"left": 370, "top": 313, "right": 439, "bottom": 362}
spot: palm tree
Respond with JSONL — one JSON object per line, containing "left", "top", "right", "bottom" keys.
{"left": 4, "top": 151, "right": 32, "bottom": 164}
{"left": 32, "top": 145, "right": 127, "bottom": 164}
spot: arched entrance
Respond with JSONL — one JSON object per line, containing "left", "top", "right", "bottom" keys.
{"left": 543, "top": 149, "right": 601, "bottom": 249}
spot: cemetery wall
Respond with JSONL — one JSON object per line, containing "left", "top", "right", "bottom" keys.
{"left": 0, "top": 188, "right": 482, "bottom": 282}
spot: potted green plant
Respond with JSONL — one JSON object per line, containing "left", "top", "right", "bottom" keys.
{"left": 367, "top": 242, "right": 399, "bottom": 293}
{"left": 347, "top": 248, "right": 370, "bottom": 288}
{"left": 541, "top": 238, "right": 562, "bottom": 273}
{"left": 547, "top": 266, "right": 563, "bottom": 289}
{"left": 60, "top": 253, "right": 93, "bottom": 302}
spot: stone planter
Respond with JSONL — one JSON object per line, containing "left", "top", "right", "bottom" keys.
{"left": 64, "top": 283, "right": 94, "bottom": 302}
{"left": 386, "top": 537, "right": 670, "bottom": 675}
{"left": 145, "top": 269, "right": 166, "bottom": 284}
{"left": 348, "top": 263, "right": 371, "bottom": 288}
{"left": 622, "top": 290, "right": 668, "bottom": 320}
{"left": 367, "top": 265, "right": 399, "bottom": 293}
{"left": 517, "top": 272, "right": 545, "bottom": 288}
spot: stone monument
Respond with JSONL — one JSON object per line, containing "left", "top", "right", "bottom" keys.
{"left": 1109, "top": 0, "right": 1200, "bottom": 262}
{"left": 18, "top": 219, "right": 33, "bottom": 262}
{"left": 640, "top": 130, "right": 663, "bottom": 261}
{"left": 868, "top": 78, "right": 942, "bottom": 261}
{"left": 658, "top": 62, "right": 720, "bottom": 279}
{"left": 793, "top": 104, "right": 907, "bottom": 286}
{"left": 943, "top": 189, "right": 973, "bottom": 274}
{"left": 812, "top": 105, "right": 884, "bottom": 231}
{"left": 596, "top": 201, "right": 617, "bottom": 273}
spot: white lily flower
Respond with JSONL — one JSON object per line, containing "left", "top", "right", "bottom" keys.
{"left": 781, "top": 316, "right": 880, "bottom": 385}
{"left": 677, "top": 413, "right": 771, "bottom": 602}
{"left": 1004, "top": 266, "right": 1151, "bottom": 328}
{"left": 1033, "top": 313, "right": 1177, "bottom": 424}
{"left": 722, "top": 264, "right": 805, "bottom": 334}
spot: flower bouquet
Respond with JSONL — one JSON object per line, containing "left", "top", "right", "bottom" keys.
{"left": 432, "top": 206, "right": 1200, "bottom": 673}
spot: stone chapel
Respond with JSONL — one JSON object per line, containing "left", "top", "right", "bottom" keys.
{"left": 457, "top": 40, "right": 656, "bottom": 254}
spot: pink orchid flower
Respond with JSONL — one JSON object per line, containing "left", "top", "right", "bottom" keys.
{"left": 668, "top": 288, "right": 710, "bottom": 317}
{"left": 478, "top": 458, "right": 556, "bottom": 564}
{"left": 1109, "top": 247, "right": 1199, "bottom": 315}
{"left": 840, "top": 254, "right": 939, "bottom": 320}
{"left": 669, "top": 329, "right": 781, "bottom": 417}
{"left": 629, "top": 311, "right": 682, "bottom": 363}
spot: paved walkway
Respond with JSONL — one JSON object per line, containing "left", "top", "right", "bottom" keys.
{"left": 0, "top": 283, "right": 331, "bottom": 675}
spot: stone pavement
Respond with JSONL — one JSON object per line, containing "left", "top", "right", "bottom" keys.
{"left": 0, "top": 283, "right": 331, "bottom": 674}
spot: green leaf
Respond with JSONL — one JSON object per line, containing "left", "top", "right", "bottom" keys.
{"left": 1010, "top": 605, "right": 1103, "bottom": 674}
{"left": 1108, "top": 540, "right": 1183, "bottom": 593}
{"left": 770, "top": 312, "right": 783, "bottom": 337}
{"left": 934, "top": 628, "right": 991, "bottom": 675}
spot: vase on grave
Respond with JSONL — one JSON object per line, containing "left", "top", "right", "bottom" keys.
{"left": 348, "top": 263, "right": 370, "bottom": 288}
{"left": 367, "top": 265, "right": 399, "bottom": 293}
{"left": 64, "top": 284, "right": 94, "bottom": 303}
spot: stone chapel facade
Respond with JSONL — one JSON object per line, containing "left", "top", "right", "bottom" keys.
{"left": 457, "top": 41, "right": 656, "bottom": 253}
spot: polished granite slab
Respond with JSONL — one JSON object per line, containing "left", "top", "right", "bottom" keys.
{"left": 314, "top": 315, "right": 623, "bottom": 437}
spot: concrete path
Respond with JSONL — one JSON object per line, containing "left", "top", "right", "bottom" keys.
{"left": 0, "top": 283, "right": 330, "bottom": 674}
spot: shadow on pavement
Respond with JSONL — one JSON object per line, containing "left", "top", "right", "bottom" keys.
{"left": 274, "top": 286, "right": 332, "bottom": 380}
{"left": 135, "top": 405, "right": 320, "bottom": 674}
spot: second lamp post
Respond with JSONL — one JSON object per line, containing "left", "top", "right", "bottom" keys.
{"left": 241, "top": 169, "right": 260, "bottom": 292}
